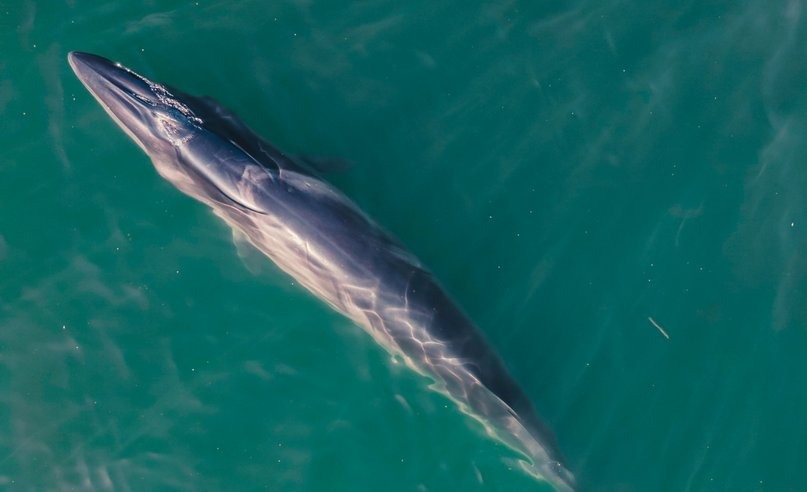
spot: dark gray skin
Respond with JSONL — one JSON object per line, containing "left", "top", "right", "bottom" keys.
{"left": 68, "top": 52, "right": 574, "bottom": 491}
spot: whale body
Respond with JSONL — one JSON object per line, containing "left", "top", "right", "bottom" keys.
{"left": 67, "top": 51, "right": 574, "bottom": 491}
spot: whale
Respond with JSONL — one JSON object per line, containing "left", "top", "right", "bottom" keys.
{"left": 67, "top": 51, "right": 574, "bottom": 491}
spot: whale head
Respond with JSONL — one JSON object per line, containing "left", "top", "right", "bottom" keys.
{"left": 68, "top": 51, "right": 203, "bottom": 161}
{"left": 67, "top": 51, "right": 278, "bottom": 209}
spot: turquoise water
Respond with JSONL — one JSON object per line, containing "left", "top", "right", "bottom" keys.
{"left": 2, "top": 1, "right": 806, "bottom": 490}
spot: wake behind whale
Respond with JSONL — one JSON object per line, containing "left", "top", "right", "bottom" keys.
{"left": 67, "top": 52, "right": 574, "bottom": 491}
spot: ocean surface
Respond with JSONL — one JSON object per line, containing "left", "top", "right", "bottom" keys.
{"left": 1, "top": 1, "right": 806, "bottom": 491}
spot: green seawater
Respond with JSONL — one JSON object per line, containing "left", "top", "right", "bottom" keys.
{"left": 1, "top": 1, "right": 806, "bottom": 490}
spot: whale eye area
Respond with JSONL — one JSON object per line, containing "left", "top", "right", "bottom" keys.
{"left": 112, "top": 78, "right": 200, "bottom": 148}
{"left": 156, "top": 114, "right": 195, "bottom": 147}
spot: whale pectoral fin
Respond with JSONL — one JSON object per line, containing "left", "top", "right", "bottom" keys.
{"left": 230, "top": 227, "right": 268, "bottom": 275}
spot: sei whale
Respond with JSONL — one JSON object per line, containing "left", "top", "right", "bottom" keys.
{"left": 67, "top": 52, "right": 574, "bottom": 491}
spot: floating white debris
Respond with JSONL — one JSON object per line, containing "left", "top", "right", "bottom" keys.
{"left": 648, "top": 316, "right": 670, "bottom": 339}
